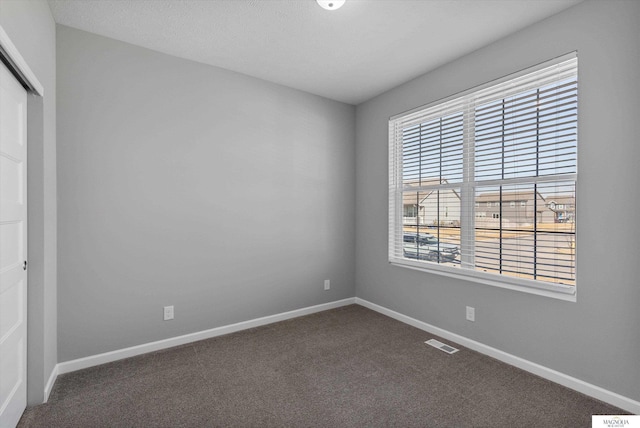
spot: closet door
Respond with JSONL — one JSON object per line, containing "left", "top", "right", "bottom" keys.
{"left": 0, "top": 59, "right": 28, "bottom": 428}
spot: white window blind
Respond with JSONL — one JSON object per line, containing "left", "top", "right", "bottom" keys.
{"left": 389, "top": 53, "right": 577, "bottom": 297}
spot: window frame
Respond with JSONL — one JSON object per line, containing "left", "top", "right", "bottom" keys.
{"left": 388, "top": 53, "right": 577, "bottom": 301}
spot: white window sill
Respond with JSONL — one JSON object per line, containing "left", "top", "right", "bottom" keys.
{"left": 389, "top": 258, "right": 576, "bottom": 302}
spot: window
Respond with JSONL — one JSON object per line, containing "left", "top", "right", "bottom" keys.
{"left": 389, "top": 53, "right": 577, "bottom": 298}
{"left": 404, "top": 205, "right": 418, "bottom": 217}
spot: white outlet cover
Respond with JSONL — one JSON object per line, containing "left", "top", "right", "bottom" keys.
{"left": 466, "top": 306, "right": 475, "bottom": 322}
{"left": 164, "top": 305, "right": 174, "bottom": 320}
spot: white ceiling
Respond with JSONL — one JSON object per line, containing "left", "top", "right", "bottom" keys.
{"left": 48, "top": 0, "right": 582, "bottom": 105}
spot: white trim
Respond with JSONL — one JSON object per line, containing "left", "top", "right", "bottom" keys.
{"left": 0, "top": 24, "right": 44, "bottom": 95}
{"left": 47, "top": 296, "right": 640, "bottom": 414}
{"left": 57, "top": 298, "right": 356, "bottom": 375}
{"left": 355, "top": 298, "right": 640, "bottom": 414}
{"left": 390, "top": 51, "right": 576, "bottom": 122}
{"left": 388, "top": 260, "right": 577, "bottom": 302}
{"left": 43, "top": 365, "right": 58, "bottom": 403}
{"left": 389, "top": 54, "right": 578, "bottom": 301}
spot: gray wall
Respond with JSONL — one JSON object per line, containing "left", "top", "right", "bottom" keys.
{"left": 0, "top": 0, "right": 57, "bottom": 405}
{"left": 355, "top": 0, "right": 640, "bottom": 402}
{"left": 56, "top": 26, "right": 356, "bottom": 362}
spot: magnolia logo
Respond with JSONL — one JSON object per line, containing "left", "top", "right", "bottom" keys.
{"left": 601, "top": 416, "right": 630, "bottom": 427}
{"left": 594, "top": 415, "right": 640, "bottom": 428}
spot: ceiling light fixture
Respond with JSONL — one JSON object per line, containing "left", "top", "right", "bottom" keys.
{"left": 316, "top": 0, "right": 346, "bottom": 11}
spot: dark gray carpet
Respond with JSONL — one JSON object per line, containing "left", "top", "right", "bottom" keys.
{"left": 18, "top": 305, "right": 626, "bottom": 427}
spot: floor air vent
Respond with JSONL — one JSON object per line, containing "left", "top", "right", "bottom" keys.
{"left": 425, "top": 339, "right": 459, "bottom": 354}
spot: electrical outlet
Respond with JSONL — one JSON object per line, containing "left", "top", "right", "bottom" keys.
{"left": 163, "top": 305, "right": 174, "bottom": 321}
{"left": 466, "top": 306, "right": 475, "bottom": 322}
{"left": 324, "top": 279, "right": 330, "bottom": 290}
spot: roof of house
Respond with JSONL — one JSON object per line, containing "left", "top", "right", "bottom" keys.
{"left": 544, "top": 195, "right": 575, "bottom": 205}
{"left": 475, "top": 191, "right": 545, "bottom": 203}
{"left": 401, "top": 180, "right": 573, "bottom": 207}
{"left": 402, "top": 179, "right": 461, "bottom": 205}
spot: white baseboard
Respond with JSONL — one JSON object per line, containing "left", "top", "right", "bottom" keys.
{"left": 43, "top": 364, "right": 58, "bottom": 403}
{"left": 51, "top": 296, "right": 640, "bottom": 414}
{"left": 355, "top": 297, "right": 640, "bottom": 415}
{"left": 57, "top": 298, "right": 356, "bottom": 375}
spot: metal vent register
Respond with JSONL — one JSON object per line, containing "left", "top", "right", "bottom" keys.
{"left": 425, "top": 339, "right": 459, "bottom": 354}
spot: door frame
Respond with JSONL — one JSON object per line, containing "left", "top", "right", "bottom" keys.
{"left": 0, "top": 26, "right": 44, "bottom": 96}
{"left": 0, "top": 22, "right": 45, "bottom": 413}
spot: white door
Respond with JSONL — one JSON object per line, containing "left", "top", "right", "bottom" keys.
{"left": 0, "top": 61, "right": 28, "bottom": 428}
